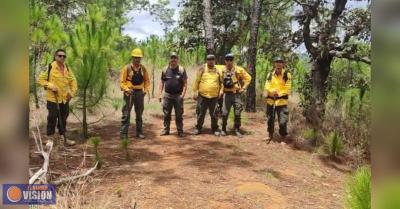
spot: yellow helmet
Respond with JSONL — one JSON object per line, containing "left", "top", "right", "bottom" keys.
{"left": 131, "top": 48, "right": 143, "bottom": 58}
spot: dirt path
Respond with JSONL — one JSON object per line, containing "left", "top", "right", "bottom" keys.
{"left": 31, "top": 98, "right": 351, "bottom": 209}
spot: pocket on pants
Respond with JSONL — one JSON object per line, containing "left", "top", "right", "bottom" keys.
{"left": 279, "top": 107, "right": 289, "bottom": 123}
{"left": 234, "top": 102, "right": 243, "bottom": 115}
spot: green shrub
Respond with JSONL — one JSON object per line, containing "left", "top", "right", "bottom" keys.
{"left": 89, "top": 136, "right": 102, "bottom": 169}
{"left": 325, "top": 131, "right": 344, "bottom": 158}
{"left": 110, "top": 97, "right": 123, "bottom": 111}
{"left": 302, "top": 128, "right": 319, "bottom": 146}
{"left": 120, "top": 138, "right": 130, "bottom": 160}
{"left": 346, "top": 166, "right": 371, "bottom": 209}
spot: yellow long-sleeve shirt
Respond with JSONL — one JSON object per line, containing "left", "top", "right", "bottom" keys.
{"left": 264, "top": 69, "right": 292, "bottom": 106}
{"left": 120, "top": 63, "right": 150, "bottom": 93}
{"left": 37, "top": 61, "right": 78, "bottom": 104}
{"left": 221, "top": 65, "right": 252, "bottom": 93}
{"left": 193, "top": 64, "right": 223, "bottom": 98}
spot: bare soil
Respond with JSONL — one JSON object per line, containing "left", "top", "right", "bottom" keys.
{"left": 30, "top": 95, "right": 352, "bottom": 209}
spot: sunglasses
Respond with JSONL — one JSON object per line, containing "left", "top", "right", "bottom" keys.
{"left": 225, "top": 58, "right": 233, "bottom": 62}
{"left": 57, "top": 54, "right": 67, "bottom": 58}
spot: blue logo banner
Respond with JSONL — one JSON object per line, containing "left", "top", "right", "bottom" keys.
{"left": 2, "top": 184, "right": 56, "bottom": 205}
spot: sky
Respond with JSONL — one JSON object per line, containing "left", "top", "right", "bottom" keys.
{"left": 122, "top": 0, "right": 368, "bottom": 42}
{"left": 122, "top": 0, "right": 181, "bottom": 41}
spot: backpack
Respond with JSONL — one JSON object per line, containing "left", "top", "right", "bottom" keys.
{"left": 44, "top": 63, "right": 69, "bottom": 90}
{"left": 222, "top": 67, "right": 242, "bottom": 89}
{"left": 127, "top": 63, "right": 146, "bottom": 85}
{"left": 267, "top": 69, "right": 289, "bottom": 83}
{"left": 46, "top": 63, "right": 70, "bottom": 82}
{"left": 199, "top": 64, "right": 222, "bottom": 84}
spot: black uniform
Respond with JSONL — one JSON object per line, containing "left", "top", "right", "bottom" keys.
{"left": 161, "top": 65, "right": 187, "bottom": 134}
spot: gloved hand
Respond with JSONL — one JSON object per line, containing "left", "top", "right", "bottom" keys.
{"left": 66, "top": 93, "right": 72, "bottom": 102}
{"left": 273, "top": 91, "right": 279, "bottom": 97}
{"left": 47, "top": 83, "right": 58, "bottom": 92}
{"left": 125, "top": 89, "right": 133, "bottom": 95}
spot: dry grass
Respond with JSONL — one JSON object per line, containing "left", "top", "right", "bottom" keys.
{"left": 44, "top": 178, "right": 113, "bottom": 209}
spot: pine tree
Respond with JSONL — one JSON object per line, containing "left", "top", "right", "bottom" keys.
{"left": 68, "top": 5, "right": 118, "bottom": 138}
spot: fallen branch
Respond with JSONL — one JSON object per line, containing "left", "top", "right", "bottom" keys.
{"left": 29, "top": 139, "right": 53, "bottom": 184}
{"left": 51, "top": 161, "right": 99, "bottom": 186}
{"left": 60, "top": 153, "right": 95, "bottom": 157}
{"left": 30, "top": 113, "right": 52, "bottom": 185}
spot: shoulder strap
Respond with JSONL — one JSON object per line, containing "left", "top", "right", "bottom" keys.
{"left": 139, "top": 64, "right": 146, "bottom": 76}
{"left": 217, "top": 68, "right": 223, "bottom": 84}
{"left": 162, "top": 65, "right": 169, "bottom": 74}
{"left": 178, "top": 65, "right": 185, "bottom": 74}
{"left": 199, "top": 65, "right": 205, "bottom": 79}
{"left": 267, "top": 70, "right": 289, "bottom": 82}
{"left": 125, "top": 64, "right": 133, "bottom": 81}
{"left": 267, "top": 72, "right": 272, "bottom": 81}
{"left": 47, "top": 64, "right": 52, "bottom": 81}
{"left": 283, "top": 70, "right": 289, "bottom": 82}
{"left": 47, "top": 63, "right": 70, "bottom": 81}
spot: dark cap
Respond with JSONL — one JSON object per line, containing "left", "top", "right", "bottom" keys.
{"left": 170, "top": 52, "right": 178, "bottom": 58}
{"left": 273, "top": 57, "right": 285, "bottom": 62}
{"left": 206, "top": 54, "right": 215, "bottom": 60}
{"left": 225, "top": 53, "right": 234, "bottom": 59}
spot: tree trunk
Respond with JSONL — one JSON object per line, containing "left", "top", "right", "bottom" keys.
{"left": 307, "top": 58, "right": 332, "bottom": 127}
{"left": 202, "top": 0, "right": 214, "bottom": 55}
{"left": 82, "top": 89, "right": 88, "bottom": 139}
{"left": 245, "top": 0, "right": 263, "bottom": 112}
{"left": 32, "top": 48, "right": 40, "bottom": 109}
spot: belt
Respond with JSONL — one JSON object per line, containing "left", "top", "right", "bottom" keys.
{"left": 267, "top": 95, "right": 288, "bottom": 100}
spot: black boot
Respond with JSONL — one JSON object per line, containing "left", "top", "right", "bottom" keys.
{"left": 160, "top": 129, "right": 169, "bottom": 136}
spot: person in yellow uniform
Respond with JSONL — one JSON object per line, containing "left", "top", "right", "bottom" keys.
{"left": 263, "top": 57, "right": 292, "bottom": 141}
{"left": 192, "top": 54, "right": 223, "bottom": 136}
{"left": 220, "top": 53, "right": 252, "bottom": 137}
{"left": 120, "top": 48, "right": 150, "bottom": 139}
{"left": 37, "top": 49, "right": 77, "bottom": 146}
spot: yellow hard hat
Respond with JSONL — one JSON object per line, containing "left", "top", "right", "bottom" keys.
{"left": 131, "top": 48, "right": 143, "bottom": 58}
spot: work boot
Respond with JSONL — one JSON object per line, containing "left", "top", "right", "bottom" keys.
{"left": 221, "top": 126, "right": 227, "bottom": 136}
{"left": 264, "top": 133, "right": 273, "bottom": 143}
{"left": 136, "top": 133, "right": 145, "bottom": 139}
{"left": 235, "top": 129, "right": 243, "bottom": 138}
{"left": 160, "top": 129, "right": 170, "bottom": 136}
{"left": 178, "top": 131, "right": 185, "bottom": 138}
{"left": 220, "top": 130, "right": 227, "bottom": 136}
{"left": 280, "top": 134, "right": 291, "bottom": 143}
{"left": 193, "top": 129, "right": 201, "bottom": 135}
{"left": 60, "top": 135, "right": 76, "bottom": 146}
{"left": 44, "top": 135, "right": 55, "bottom": 145}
